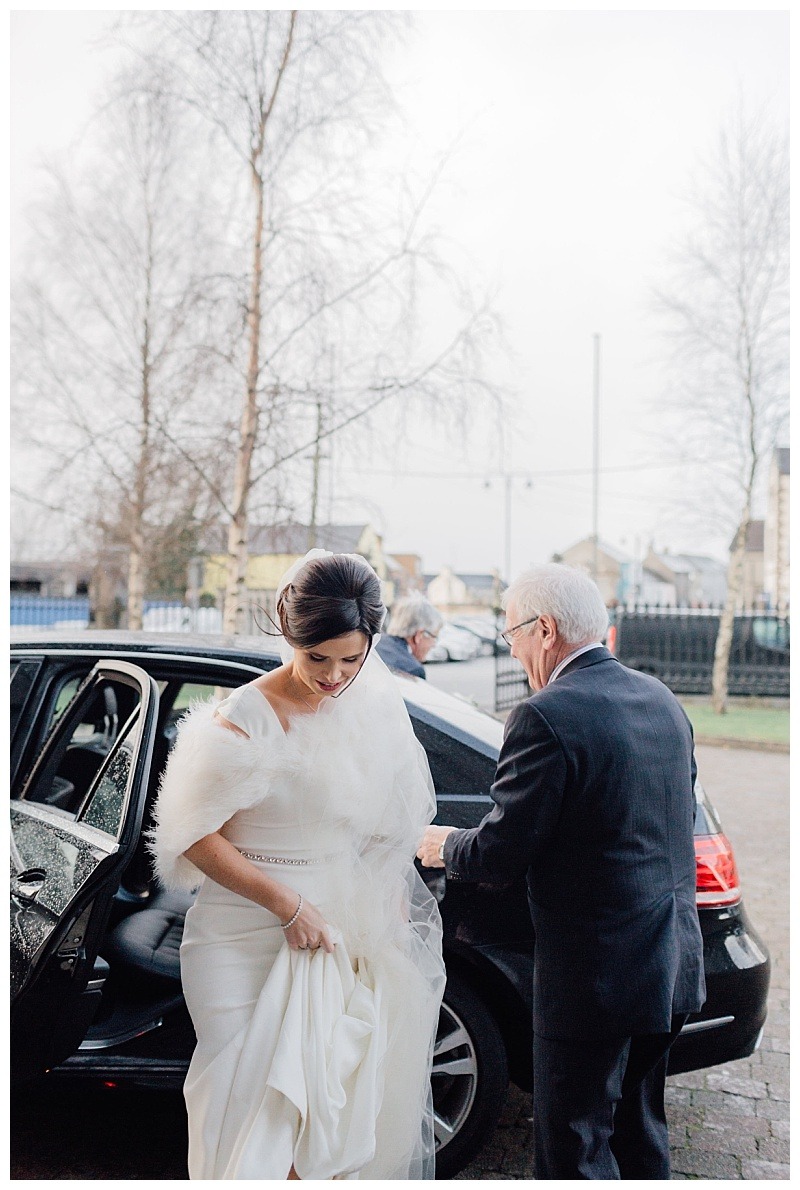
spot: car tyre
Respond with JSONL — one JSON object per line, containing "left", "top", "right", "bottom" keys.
{"left": 433, "top": 970, "right": 510, "bottom": 1179}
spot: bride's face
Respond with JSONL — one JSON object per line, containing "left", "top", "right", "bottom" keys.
{"left": 293, "top": 630, "right": 369, "bottom": 698}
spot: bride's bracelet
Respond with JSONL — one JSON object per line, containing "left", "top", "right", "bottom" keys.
{"left": 280, "top": 895, "right": 303, "bottom": 930}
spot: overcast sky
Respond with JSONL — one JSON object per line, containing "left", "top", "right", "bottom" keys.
{"left": 10, "top": 7, "right": 789, "bottom": 579}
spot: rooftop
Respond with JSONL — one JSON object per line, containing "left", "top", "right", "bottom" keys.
{"left": 559, "top": 537, "right": 632, "bottom": 564}
{"left": 205, "top": 522, "right": 370, "bottom": 556}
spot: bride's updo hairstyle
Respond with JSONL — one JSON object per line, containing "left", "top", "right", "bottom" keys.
{"left": 275, "top": 554, "right": 385, "bottom": 655}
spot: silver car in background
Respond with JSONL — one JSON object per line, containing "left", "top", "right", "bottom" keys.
{"left": 426, "top": 623, "right": 482, "bottom": 663}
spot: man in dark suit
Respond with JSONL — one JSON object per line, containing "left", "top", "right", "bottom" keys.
{"left": 418, "top": 564, "right": 705, "bottom": 1179}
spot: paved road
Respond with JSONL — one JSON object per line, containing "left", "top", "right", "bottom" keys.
{"left": 425, "top": 653, "right": 498, "bottom": 711}
{"left": 11, "top": 742, "right": 788, "bottom": 1180}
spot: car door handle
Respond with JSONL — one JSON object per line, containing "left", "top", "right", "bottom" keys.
{"left": 11, "top": 869, "right": 47, "bottom": 902}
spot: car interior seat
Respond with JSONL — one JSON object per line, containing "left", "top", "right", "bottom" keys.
{"left": 102, "top": 887, "right": 196, "bottom": 992}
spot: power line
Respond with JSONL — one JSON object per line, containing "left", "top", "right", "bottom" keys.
{"left": 350, "top": 460, "right": 698, "bottom": 481}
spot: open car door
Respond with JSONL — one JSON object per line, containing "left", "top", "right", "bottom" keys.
{"left": 11, "top": 660, "right": 159, "bottom": 1080}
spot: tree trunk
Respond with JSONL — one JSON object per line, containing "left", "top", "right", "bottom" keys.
{"left": 218, "top": 17, "right": 296, "bottom": 635}
{"left": 222, "top": 160, "right": 264, "bottom": 634}
{"left": 307, "top": 393, "right": 323, "bottom": 550}
{"left": 127, "top": 249, "right": 154, "bottom": 632}
{"left": 712, "top": 334, "right": 760, "bottom": 713}
{"left": 127, "top": 416, "right": 150, "bottom": 630}
{"left": 127, "top": 530, "right": 146, "bottom": 630}
{"left": 91, "top": 561, "right": 121, "bottom": 629}
{"left": 710, "top": 506, "right": 750, "bottom": 714}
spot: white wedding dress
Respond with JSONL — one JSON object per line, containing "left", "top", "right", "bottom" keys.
{"left": 151, "top": 654, "right": 445, "bottom": 1180}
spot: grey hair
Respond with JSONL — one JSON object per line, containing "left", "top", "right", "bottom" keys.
{"left": 502, "top": 564, "right": 609, "bottom": 645}
{"left": 387, "top": 595, "right": 443, "bottom": 639}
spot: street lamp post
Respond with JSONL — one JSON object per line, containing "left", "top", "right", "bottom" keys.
{"left": 592, "top": 333, "right": 601, "bottom": 582}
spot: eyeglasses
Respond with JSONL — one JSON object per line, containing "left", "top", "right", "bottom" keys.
{"left": 500, "top": 616, "right": 539, "bottom": 647}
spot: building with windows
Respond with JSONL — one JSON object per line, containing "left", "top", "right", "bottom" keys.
{"left": 425, "top": 567, "right": 505, "bottom": 616}
{"left": 642, "top": 550, "right": 728, "bottom": 608}
{"left": 10, "top": 560, "right": 91, "bottom": 597}
{"left": 201, "top": 523, "right": 394, "bottom": 615}
{"left": 385, "top": 554, "right": 426, "bottom": 599}
{"left": 553, "top": 538, "right": 728, "bottom": 608}
{"left": 734, "top": 520, "right": 766, "bottom": 610}
{"left": 554, "top": 538, "right": 634, "bottom": 606}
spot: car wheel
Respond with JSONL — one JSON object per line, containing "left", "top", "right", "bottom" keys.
{"left": 432, "top": 971, "right": 510, "bottom": 1179}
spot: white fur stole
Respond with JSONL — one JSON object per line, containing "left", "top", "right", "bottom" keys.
{"left": 147, "top": 700, "right": 285, "bottom": 890}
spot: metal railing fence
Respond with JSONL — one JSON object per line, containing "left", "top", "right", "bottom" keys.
{"left": 494, "top": 606, "right": 790, "bottom": 712}
{"left": 494, "top": 648, "right": 529, "bottom": 712}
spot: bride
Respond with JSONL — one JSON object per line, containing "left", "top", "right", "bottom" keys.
{"left": 149, "top": 550, "right": 446, "bottom": 1180}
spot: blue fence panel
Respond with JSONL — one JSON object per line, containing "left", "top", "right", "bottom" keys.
{"left": 10, "top": 596, "right": 91, "bottom": 629}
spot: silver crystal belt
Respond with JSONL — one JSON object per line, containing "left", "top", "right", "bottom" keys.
{"left": 235, "top": 848, "right": 333, "bottom": 866}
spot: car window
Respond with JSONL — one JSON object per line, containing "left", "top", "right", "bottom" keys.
{"left": 79, "top": 714, "right": 141, "bottom": 837}
{"left": 23, "top": 677, "right": 140, "bottom": 821}
{"left": 13, "top": 670, "right": 97, "bottom": 799}
{"left": 51, "top": 676, "right": 84, "bottom": 726}
{"left": 30, "top": 672, "right": 92, "bottom": 748}
{"left": 752, "top": 617, "right": 790, "bottom": 653}
{"left": 10, "top": 658, "right": 42, "bottom": 739}
{"left": 160, "top": 679, "right": 234, "bottom": 733}
{"left": 172, "top": 681, "right": 234, "bottom": 711}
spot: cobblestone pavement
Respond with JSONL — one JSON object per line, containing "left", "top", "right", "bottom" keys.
{"left": 455, "top": 743, "right": 790, "bottom": 1180}
{"left": 10, "top": 745, "right": 788, "bottom": 1180}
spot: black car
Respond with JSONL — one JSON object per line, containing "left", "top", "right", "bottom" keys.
{"left": 10, "top": 632, "right": 771, "bottom": 1178}
{"left": 608, "top": 608, "right": 790, "bottom": 697}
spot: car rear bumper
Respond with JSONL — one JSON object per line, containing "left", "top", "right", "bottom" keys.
{"left": 452, "top": 896, "right": 770, "bottom": 1086}
{"left": 668, "top": 901, "right": 770, "bottom": 1074}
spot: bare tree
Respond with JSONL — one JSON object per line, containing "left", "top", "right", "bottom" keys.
{"left": 12, "top": 67, "right": 222, "bottom": 628}
{"left": 133, "top": 10, "right": 501, "bottom": 631}
{"left": 654, "top": 106, "right": 788, "bottom": 712}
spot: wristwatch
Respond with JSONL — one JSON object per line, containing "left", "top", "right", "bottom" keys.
{"left": 438, "top": 840, "right": 446, "bottom": 863}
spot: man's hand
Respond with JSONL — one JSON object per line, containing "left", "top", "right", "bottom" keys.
{"left": 417, "top": 825, "right": 457, "bottom": 868}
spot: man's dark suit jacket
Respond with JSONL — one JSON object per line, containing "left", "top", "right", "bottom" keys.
{"left": 444, "top": 647, "right": 706, "bottom": 1041}
{"left": 375, "top": 634, "right": 426, "bottom": 679}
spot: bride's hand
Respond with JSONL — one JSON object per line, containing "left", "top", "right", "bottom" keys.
{"left": 282, "top": 897, "right": 335, "bottom": 953}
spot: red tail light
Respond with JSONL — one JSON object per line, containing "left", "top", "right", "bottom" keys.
{"left": 695, "top": 833, "right": 741, "bottom": 907}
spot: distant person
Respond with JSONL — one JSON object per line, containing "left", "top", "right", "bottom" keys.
{"left": 376, "top": 596, "right": 443, "bottom": 679}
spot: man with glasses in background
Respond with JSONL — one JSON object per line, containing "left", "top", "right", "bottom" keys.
{"left": 376, "top": 594, "right": 442, "bottom": 679}
{"left": 418, "top": 563, "right": 705, "bottom": 1180}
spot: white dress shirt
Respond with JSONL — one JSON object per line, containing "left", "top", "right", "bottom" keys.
{"left": 548, "top": 642, "right": 605, "bottom": 684}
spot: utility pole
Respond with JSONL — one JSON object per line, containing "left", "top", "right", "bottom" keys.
{"left": 504, "top": 471, "right": 512, "bottom": 584}
{"left": 592, "top": 333, "right": 601, "bottom": 582}
{"left": 487, "top": 469, "right": 531, "bottom": 584}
